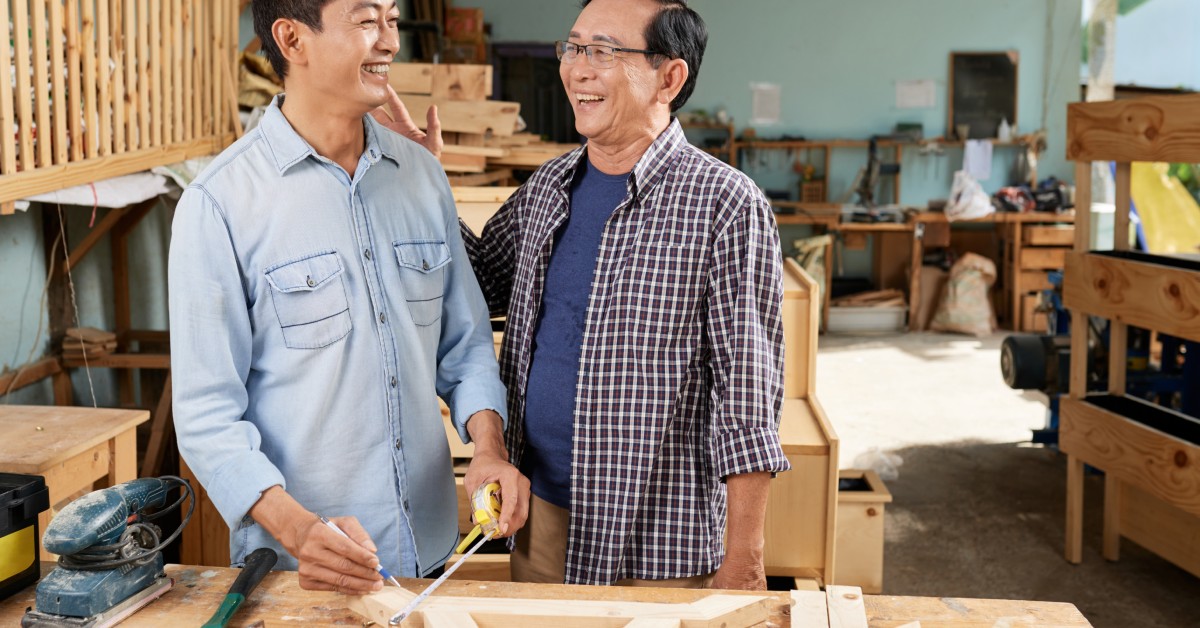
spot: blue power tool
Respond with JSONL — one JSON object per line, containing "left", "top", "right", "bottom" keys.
{"left": 21, "top": 476, "right": 194, "bottom": 628}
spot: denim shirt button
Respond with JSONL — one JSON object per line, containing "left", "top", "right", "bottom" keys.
{"left": 421, "top": 260, "right": 430, "bottom": 271}
{"left": 379, "top": 312, "right": 387, "bottom": 324}
{"left": 364, "top": 248, "right": 372, "bottom": 260}
{"left": 305, "top": 275, "right": 315, "bottom": 288}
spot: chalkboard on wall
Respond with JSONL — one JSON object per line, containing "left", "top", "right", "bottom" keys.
{"left": 948, "top": 51, "right": 1018, "bottom": 140}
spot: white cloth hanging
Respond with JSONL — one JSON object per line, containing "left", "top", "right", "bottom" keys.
{"left": 962, "top": 139, "right": 993, "bottom": 181}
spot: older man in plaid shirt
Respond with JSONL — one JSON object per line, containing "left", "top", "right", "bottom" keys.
{"left": 461, "top": 0, "right": 790, "bottom": 590}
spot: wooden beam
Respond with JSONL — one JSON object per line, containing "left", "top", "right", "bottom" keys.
{"left": 1063, "top": 252, "right": 1200, "bottom": 345}
{"left": 0, "top": 136, "right": 233, "bottom": 204}
{"left": 430, "top": 64, "right": 493, "bottom": 101}
{"left": 447, "top": 169, "right": 514, "bottom": 187}
{"left": 1066, "top": 454, "right": 1084, "bottom": 564}
{"left": 61, "top": 353, "right": 171, "bottom": 369}
{"left": 57, "top": 206, "right": 131, "bottom": 277}
{"left": 826, "top": 586, "right": 868, "bottom": 628}
{"left": 451, "top": 187, "right": 518, "bottom": 204}
{"left": 1067, "top": 94, "right": 1200, "bottom": 163}
{"left": 0, "top": 357, "right": 63, "bottom": 396}
{"left": 389, "top": 62, "right": 434, "bottom": 94}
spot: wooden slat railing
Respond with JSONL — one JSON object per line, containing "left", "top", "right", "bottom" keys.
{"left": 1, "top": 0, "right": 240, "bottom": 210}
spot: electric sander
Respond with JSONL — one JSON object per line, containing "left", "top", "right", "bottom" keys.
{"left": 22, "top": 476, "right": 194, "bottom": 628}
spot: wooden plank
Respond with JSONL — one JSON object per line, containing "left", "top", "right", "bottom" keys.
{"left": 1019, "top": 247, "right": 1067, "bottom": 270}
{"left": 444, "top": 553, "right": 510, "bottom": 582}
{"left": 0, "top": 357, "right": 63, "bottom": 395}
{"left": 123, "top": 0, "right": 137, "bottom": 150}
{"left": 77, "top": 0, "right": 98, "bottom": 160}
{"left": 388, "top": 62, "right": 434, "bottom": 94}
{"left": 0, "top": 135, "right": 232, "bottom": 204}
{"left": 782, "top": 259, "right": 819, "bottom": 399}
{"left": 61, "top": 353, "right": 172, "bottom": 369}
{"left": 172, "top": 0, "right": 184, "bottom": 143}
{"left": 1069, "top": 162, "right": 1092, "bottom": 400}
{"left": 447, "top": 168, "right": 515, "bottom": 187}
{"left": 864, "top": 595, "right": 1092, "bottom": 627}
{"left": 826, "top": 586, "right": 868, "bottom": 628}
{"left": 185, "top": 0, "right": 196, "bottom": 140}
{"left": 11, "top": 0, "right": 35, "bottom": 169}
{"left": 138, "top": 0, "right": 151, "bottom": 147}
{"left": 350, "top": 588, "right": 771, "bottom": 628}
{"left": 158, "top": 0, "right": 170, "bottom": 144}
{"left": 764, "top": 401, "right": 833, "bottom": 579}
{"left": 32, "top": 0, "right": 53, "bottom": 167}
{"left": 431, "top": 64, "right": 493, "bottom": 101}
{"left": 1067, "top": 94, "right": 1200, "bottom": 164}
{"left": 1063, "top": 252, "right": 1200, "bottom": 345}
{"left": 141, "top": 374, "right": 174, "bottom": 477}
{"left": 456, "top": 202, "right": 504, "bottom": 236}
{"left": 1120, "top": 482, "right": 1200, "bottom": 578}
{"left": 1065, "top": 454, "right": 1084, "bottom": 564}
{"left": 49, "top": 0, "right": 70, "bottom": 164}
{"left": 440, "top": 152, "right": 487, "bottom": 173}
{"left": 452, "top": 187, "right": 518, "bottom": 204}
{"left": 1103, "top": 475, "right": 1121, "bottom": 561}
{"left": 58, "top": 206, "right": 131, "bottom": 276}
{"left": 96, "top": 0, "right": 112, "bottom": 155}
{"left": 442, "top": 144, "right": 510, "bottom": 158}
{"left": 1022, "top": 294, "right": 1048, "bottom": 333}
{"left": 1024, "top": 224, "right": 1075, "bottom": 247}
{"left": 401, "top": 95, "right": 521, "bottom": 136}
{"left": 1060, "top": 397, "right": 1200, "bottom": 519}
{"left": 0, "top": 0, "right": 14, "bottom": 175}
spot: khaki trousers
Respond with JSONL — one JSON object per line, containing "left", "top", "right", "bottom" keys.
{"left": 511, "top": 493, "right": 713, "bottom": 588}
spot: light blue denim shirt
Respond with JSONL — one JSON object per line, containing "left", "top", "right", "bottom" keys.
{"left": 168, "top": 96, "right": 506, "bottom": 576}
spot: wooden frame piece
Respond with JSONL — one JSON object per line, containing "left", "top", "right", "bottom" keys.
{"left": 349, "top": 587, "right": 770, "bottom": 628}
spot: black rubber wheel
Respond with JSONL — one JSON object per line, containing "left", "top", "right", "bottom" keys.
{"left": 1001, "top": 334, "right": 1047, "bottom": 390}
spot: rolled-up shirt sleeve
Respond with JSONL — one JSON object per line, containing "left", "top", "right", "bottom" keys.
{"left": 169, "top": 186, "right": 286, "bottom": 529}
{"left": 706, "top": 198, "right": 791, "bottom": 480}
{"left": 437, "top": 189, "right": 509, "bottom": 444}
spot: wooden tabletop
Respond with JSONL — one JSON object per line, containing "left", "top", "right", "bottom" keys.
{"left": 0, "top": 405, "right": 149, "bottom": 473}
{"left": 0, "top": 564, "right": 1091, "bottom": 627}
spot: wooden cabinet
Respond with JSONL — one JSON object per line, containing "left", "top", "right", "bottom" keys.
{"left": 1009, "top": 220, "right": 1074, "bottom": 332}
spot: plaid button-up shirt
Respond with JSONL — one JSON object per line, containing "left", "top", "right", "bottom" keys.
{"left": 462, "top": 119, "right": 790, "bottom": 585}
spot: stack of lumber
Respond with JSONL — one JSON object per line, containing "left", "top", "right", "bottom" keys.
{"left": 831, "top": 289, "right": 906, "bottom": 308}
{"left": 388, "top": 63, "right": 576, "bottom": 176}
{"left": 61, "top": 327, "right": 117, "bottom": 360}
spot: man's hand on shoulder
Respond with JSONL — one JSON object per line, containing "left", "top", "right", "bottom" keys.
{"left": 249, "top": 486, "right": 383, "bottom": 594}
{"left": 463, "top": 410, "right": 530, "bottom": 538}
{"left": 371, "top": 85, "right": 444, "bottom": 158}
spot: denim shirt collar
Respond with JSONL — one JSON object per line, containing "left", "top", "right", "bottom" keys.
{"left": 259, "top": 94, "right": 400, "bottom": 175}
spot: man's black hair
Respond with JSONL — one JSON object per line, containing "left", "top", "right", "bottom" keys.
{"left": 252, "top": 0, "right": 335, "bottom": 79}
{"left": 580, "top": 0, "right": 707, "bottom": 111}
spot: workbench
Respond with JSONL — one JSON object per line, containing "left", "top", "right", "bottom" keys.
{"left": 774, "top": 208, "right": 1074, "bottom": 332}
{"left": 0, "top": 564, "right": 1092, "bottom": 626}
{"left": 0, "top": 405, "right": 148, "bottom": 548}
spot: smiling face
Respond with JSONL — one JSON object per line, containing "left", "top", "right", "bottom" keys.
{"left": 299, "top": 0, "right": 400, "bottom": 116}
{"left": 561, "top": 0, "right": 669, "bottom": 149}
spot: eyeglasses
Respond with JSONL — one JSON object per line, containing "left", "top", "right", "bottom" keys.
{"left": 555, "top": 40, "right": 664, "bottom": 69}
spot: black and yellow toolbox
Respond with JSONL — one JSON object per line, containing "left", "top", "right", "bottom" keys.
{"left": 0, "top": 473, "right": 50, "bottom": 601}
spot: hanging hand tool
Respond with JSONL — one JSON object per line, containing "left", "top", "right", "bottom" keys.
{"left": 388, "top": 482, "right": 503, "bottom": 625}
{"left": 200, "top": 547, "right": 277, "bottom": 628}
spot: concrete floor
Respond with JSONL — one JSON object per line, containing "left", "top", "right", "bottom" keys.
{"left": 816, "top": 332, "right": 1200, "bottom": 628}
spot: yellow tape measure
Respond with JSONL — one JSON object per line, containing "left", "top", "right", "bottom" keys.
{"left": 455, "top": 482, "right": 502, "bottom": 554}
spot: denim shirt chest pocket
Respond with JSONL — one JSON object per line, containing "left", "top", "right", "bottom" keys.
{"left": 393, "top": 240, "right": 450, "bottom": 326}
{"left": 264, "top": 250, "right": 352, "bottom": 349}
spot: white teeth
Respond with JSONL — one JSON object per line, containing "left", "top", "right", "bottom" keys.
{"left": 576, "top": 93, "right": 604, "bottom": 102}
{"left": 363, "top": 64, "right": 389, "bottom": 75}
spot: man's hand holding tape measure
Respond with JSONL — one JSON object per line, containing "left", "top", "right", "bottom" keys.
{"left": 463, "top": 409, "right": 530, "bottom": 538}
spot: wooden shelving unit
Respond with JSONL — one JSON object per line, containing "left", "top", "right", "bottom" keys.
{"left": 680, "top": 120, "right": 736, "bottom": 167}
{"left": 1061, "top": 93, "right": 1200, "bottom": 577}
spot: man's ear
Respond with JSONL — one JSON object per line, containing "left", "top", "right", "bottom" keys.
{"left": 656, "top": 58, "right": 689, "bottom": 107}
{"left": 272, "top": 18, "right": 308, "bottom": 72}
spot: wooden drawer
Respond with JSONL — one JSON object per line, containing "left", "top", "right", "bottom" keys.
{"left": 1023, "top": 225, "right": 1075, "bottom": 246}
{"left": 1020, "top": 247, "right": 1067, "bottom": 270}
{"left": 1020, "top": 270, "right": 1054, "bottom": 293}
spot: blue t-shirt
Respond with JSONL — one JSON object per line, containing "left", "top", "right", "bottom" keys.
{"left": 522, "top": 160, "right": 629, "bottom": 509}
